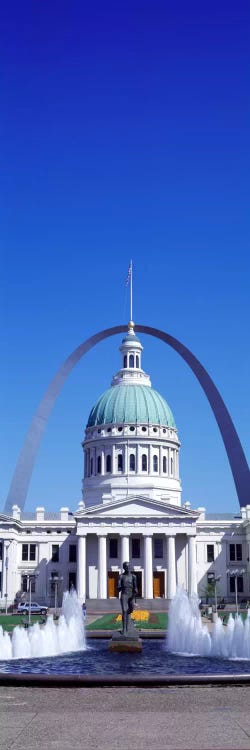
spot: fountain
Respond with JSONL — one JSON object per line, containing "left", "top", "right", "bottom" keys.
{"left": 167, "top": 588, "right": 250, "bottom": 659}
{"left": 0, "top": 589, "right": 86, "bottom": 660}
{"left": 1, "top": 588, "right": 250, "bottom": 678}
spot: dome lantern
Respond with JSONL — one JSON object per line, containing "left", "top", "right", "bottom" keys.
{"left": 112, "top": 322, "right": 151, "bottom": 387}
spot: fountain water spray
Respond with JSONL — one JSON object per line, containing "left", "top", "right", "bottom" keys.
{"left": 0, "top": 589, "right": 86, "bottom": 660}
{"left": 167, "top": 588, "right": 250, "bottom": 659}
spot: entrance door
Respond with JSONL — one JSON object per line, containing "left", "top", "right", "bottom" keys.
{"left": 108, "top": 572, "right": 119, "bottom": 598}
{"left": 153, "top": 571, "right": 164, "bottom": 598}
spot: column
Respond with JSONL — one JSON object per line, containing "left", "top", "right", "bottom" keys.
{"left": 77, "top": 535, "right": 86, "bottom": 603}
{"left": 188, "top": 535, "right": 197, "bottom": 595}
{"left": 167, "top": 535, "right": 176, "bottom": 599}
{"left": 144, "top": 535, "right": 153, "bottom": 599}
{"left": 112, "top": 444, "right": 116, "bottom": 474}
{"left": 98, "top": 535, "right": 107, "bottom": 599}
{"left": 121, "top": 535, "right": 130, "bottom": 566}
{"left": 38, "top": 542, "right": 48, "bottom": 601}
{"left": 159, "top": 445, "right": 163, "bottom": 476}
{"left": 136, "top": 444, "right": 139, "bottom": 473}
{"left": 101, "top": 450, "right": 105, "bottom": 475}
{"left": 149, "top": 444, "right": 153, "bottom": 474}
{"left": 124, "top": 444, "right": 128, "bottom": 474}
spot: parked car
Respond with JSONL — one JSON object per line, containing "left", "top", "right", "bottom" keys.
{"left": 17, "top": 601, "right": 48, "bottom": 615}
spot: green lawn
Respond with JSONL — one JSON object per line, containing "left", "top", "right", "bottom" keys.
{"left": 87, "top": 612, "right": 168, "bottom": 630}
{"left": 0, "top": 615, "right": 45, "bottom": 632}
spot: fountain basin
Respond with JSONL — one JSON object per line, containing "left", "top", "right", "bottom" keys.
{"left": 1, "top": 639, "right": 250, "bottom": 681}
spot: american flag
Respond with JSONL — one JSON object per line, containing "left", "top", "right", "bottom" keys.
{"left": 126, "top": 261, "right": 132, "bottom": 286}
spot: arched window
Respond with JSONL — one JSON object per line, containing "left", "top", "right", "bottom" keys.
{"left": 129, "top": 454, "right": 135, "bottom": 471}
{"left": 153, "top": 455, "right": 158, "bottom": 472}
{"left": 136, "top": 355, "right": 139, "bottom": 368}
{"left": 117, "top": 454, "right": 123, "bottom": 472}
{"left": 123, "top": 355, "right": 127, "bottom": 368}
{"left": 97, "top": 456, "right": 101, "bottom": 474}
{"left": 106, "top": 454, "right": 111, "bottom": 473}
{"left": 142, "top": 454, "right": 147, "bottom": 472}
{"left": 90, "top": 457, "right": 93, "bottom": 475}
{"left": 129, "top": 354, "right": 134, "bottom": 368}
{"left": 163, "top": 456, "right": 167, "bottom": 473}
{"left": 170, "top": 457, "right": 173, "bottom": 475}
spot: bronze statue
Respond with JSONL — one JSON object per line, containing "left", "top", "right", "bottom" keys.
{"left": 118, "top": 562, "right": 138, "bottom": 635}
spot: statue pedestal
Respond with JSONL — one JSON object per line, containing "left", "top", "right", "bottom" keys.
{"left": 109, "top": 620, "right": 142, "bottom": 653}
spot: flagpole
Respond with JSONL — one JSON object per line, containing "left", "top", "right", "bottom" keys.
{"left": 130, "top": 260, "right": 133, "bottom": 321}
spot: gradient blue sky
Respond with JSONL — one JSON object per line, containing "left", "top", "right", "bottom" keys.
{"left": 1, "top": 1, "right": 249, "bottom": 514}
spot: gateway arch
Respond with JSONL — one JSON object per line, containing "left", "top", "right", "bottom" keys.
{"left": 3, "top": 324, "right": 250, "bottom": 514}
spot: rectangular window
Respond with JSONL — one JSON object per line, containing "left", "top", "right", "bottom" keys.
{"left": 229, "top": 576, "right": 235, "bottom": 593}
{"left": 207, "top": 544, "right": 214, "bottom": 563}
{"left": 50, "top": 571, "right": 58, "bottom": 591}
{"left": 22, "top": 544, "right": 28, "bottom": 561}
{"left": 236, "top": 544, "right": 242, "bottom": 561}
{"left": 117, "top": 454, "right": 123, "bottom": 472}
{"left": 229, "top": 543, "right": 242, "bottom": 562}
{"left": 69, "top": 571, "right": 76, "bottom": 590}
{"left": 229, "top": 576, "right": 244, "bottom": 594}
{"left": 51, "top": 544, "right": 59, "bottom": 563}
{"left": 29, "top": 544, "right": 36, "bottom": 561}
{"left": 22, "top": 544, "right": 36, "bottom": 561}
{"left": 132, "top": 538, "right": 140, "bottom": 559}
{"left": 229, "top": 544, "right": 235, "bottom": 561}
{"left": 69, "top": 544, "right": 77, "bottom": 563}
{"left": 109, "top": 539, "right": 118, "bottom": 559}
{"left": 22, "top": 575, "right": 28, "bottom": 593}
{"left": 154, "top": 538, "right": 163, "bottom": 559}
{"left": 21, "top": 575, "right": 36, "bottom": 593}
{"left": 238, "top": 576, "right": 244, "bottom": 593}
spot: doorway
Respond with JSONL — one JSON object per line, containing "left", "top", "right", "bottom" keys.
{"left": 153, "top": 571, "right": 164, "bottom": 598}
{"left": 108, "top": 571, "right": 119, "bottom": 598}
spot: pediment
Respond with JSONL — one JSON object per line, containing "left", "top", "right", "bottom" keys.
{"left": 75, "top": 495, "right": 198, "bottom": 520}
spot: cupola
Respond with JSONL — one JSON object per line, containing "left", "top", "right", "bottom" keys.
{"left": 112, "top": 321, "right": 151, "bottom": 387}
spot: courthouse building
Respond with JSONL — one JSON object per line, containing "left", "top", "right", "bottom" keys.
{"left": 0, "top": 323, "right": 249, "bottom": 607}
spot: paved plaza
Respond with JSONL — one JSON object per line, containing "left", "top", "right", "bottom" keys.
{"left": 1, "top": 685, "right": 250, "bottom": 749}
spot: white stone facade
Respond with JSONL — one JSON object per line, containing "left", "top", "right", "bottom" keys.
{"left": 1, "top": 503, "right": 250, "bottom": 607}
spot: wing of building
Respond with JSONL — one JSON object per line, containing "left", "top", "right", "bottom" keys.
{"left": 1, "top": 322, "right": 249, "bottom": 608}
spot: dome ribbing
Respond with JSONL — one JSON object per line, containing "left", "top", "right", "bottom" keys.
{"left": 87, "top": 384, "right": 176, "bottom": 428}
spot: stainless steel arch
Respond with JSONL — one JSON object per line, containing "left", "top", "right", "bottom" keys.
{"left": 4, "top": 324, "right": 250, "bottom": 513}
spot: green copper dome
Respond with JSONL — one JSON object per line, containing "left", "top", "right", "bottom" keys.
{"left": 87, "top": 385, "right": 176, "bottom": 428}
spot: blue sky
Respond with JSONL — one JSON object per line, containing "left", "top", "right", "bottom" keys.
{"left": 1, "top": 1, "right": 249, "bottom": 514}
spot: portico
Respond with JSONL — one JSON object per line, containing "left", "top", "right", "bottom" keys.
{"left": 75, "top": 496, "right": 198, "bottom": 601}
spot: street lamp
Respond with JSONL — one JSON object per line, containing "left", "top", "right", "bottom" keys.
{"left": 49, "top": 575, "right": 63, "bottom": 616}
{"left": 207, "top": 572, "right": 221, "bottom": 614}
{"left": 4, "top": 542, "right": 10, "bottom": 615}
{"left": 213, "top": 575, "right": 221, "bottom": 614}
{"left": 227, "top": 568, "right": 246, "bottom": 616}
{"left": 27, "top": 572, "right": 39, "bottom": 625}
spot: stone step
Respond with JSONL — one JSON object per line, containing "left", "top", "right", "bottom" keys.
{"left": 85, "top": 598, "right": 168, "bottom": 613}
